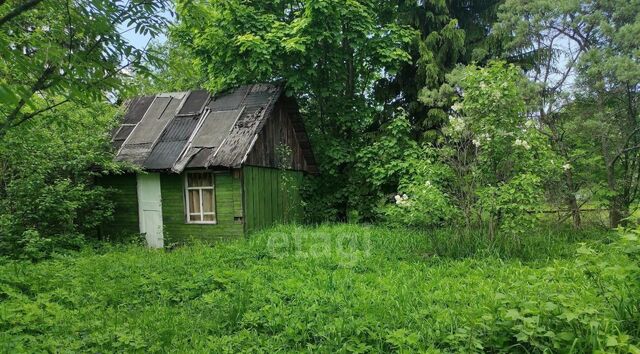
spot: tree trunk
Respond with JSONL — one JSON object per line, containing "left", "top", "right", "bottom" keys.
{"left": 543, "top": 113, "right": 582, "bottom": 228}
{"left": 609, "top": 198, "right": 628, "bottom": 228}
{"left": 564, "top": 169, "right": 581, "bottom": 228}
{"left": 567, "top": 194, "right": 581, "bottom": 228}
{"left": 606, "top": 163, "right": 628, "bottom": 228}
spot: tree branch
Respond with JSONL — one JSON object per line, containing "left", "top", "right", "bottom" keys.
{"left": 0, "top": 0, "right": 44, "bottom": 27}
{"left": 10, "top": 98, "right": 71, "bottom": 129}
{"left": 2, "top": 65, "right": 55, "bottom": 127}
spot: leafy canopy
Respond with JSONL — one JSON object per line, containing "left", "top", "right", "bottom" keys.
{"left": 0, "top": 0, "right": 172, "bottom": 138}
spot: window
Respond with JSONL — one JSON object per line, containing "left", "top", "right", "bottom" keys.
{"left": 185, "top": 172, "right": 216, "bottom": 223}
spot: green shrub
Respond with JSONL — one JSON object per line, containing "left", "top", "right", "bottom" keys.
{"left": 0, "top": 102, "right": 121, "bottom": 260}
{"left": 381, "top": 182, "right": 458, "bottom": 228}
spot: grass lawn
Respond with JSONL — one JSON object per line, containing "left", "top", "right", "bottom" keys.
{"left": 0, "top": 224, "right": 638, "bottom": 353}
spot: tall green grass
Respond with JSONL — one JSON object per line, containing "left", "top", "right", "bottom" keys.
{"left": 0, "top": 224, "right": 636, "bottom": 353}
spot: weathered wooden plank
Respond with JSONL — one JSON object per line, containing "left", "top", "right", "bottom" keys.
{"left": 98, "top": 174, "right": 140, "bottom": 240}
{"left": 232, "top": 169, "right": 243, "bottom": 219}
{"left": 242, "top": 166, "right": 304, "bottom": 234}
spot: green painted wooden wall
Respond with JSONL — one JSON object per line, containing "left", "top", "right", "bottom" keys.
{"left": 101, "top": 167, "right": 303, "bottom": 242}
{"left": 243, "top": 166, "right": 304, "bottom": 233}
{"left": 160, "top": 171, "right": 244, "bottom": 242}
{"left": 98, "top": 174, "right": 140, "bottom": 240}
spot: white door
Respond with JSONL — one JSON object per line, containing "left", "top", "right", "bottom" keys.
{"left": 136, "top": 173, "right": 164, "bottom": 248}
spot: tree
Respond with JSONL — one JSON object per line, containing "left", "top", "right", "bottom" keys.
{"left": 378, "top": 0, "right": 504, "bottom": 140}
{"left": 443, "top": 62, "right": 557, "bottom": 236}
{"left": 494, "top": 0, "right": 595, "bottom": 228}
{"left": 0, "top": 0, "right": 172, "bottom": 139}
{"left": 577, "top": 0, "right": 640, "bottom": 227}
{"left": 173, "top": 0, "right": 415, "bottom": 221}
{"left": 495, "top": 0, "right": 640, "bottom": 228}
{"left": 0, "top": 101, "right": 121, "bottom": 259}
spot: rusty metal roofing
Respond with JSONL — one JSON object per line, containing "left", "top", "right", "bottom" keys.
{"left": 111, "top": 83, "right": 289, "bottom": 172}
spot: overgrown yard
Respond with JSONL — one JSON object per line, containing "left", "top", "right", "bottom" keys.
{"left": 0, "top": 224, "right": 638, "bottom": 353}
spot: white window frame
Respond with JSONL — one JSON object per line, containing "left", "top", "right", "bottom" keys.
{"left": 184, "top": 171, "right": 217, "bottom": 224}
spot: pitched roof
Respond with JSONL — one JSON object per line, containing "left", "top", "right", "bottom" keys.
{"left": 112, "top": 83, "right": 305, "bottom": 173}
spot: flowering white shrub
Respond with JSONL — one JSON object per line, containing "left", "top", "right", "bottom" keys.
{"left": 439, "top": 62, "right": 559, "bottom": 235}
{"left": 448, "top": 116, "right": 466, "bottom": 134}
{"left": 381, "top": 157, "right": 459, "bottom": 228}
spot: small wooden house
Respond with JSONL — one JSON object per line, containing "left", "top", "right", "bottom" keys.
{"left": 101, "top": 84, "right": 317, "bottom": 247}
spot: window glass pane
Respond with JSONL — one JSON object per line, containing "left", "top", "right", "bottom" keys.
{"left": 202, "top": 189, "right": 214, "bottom": 213}
{"left": 188, "top": 173, "right": 212, "bottom": 187}
{"left": 203, "top": 214, "right": 215, "bottom": 222}
{"left": 189, "top": 190, "right": 201, "bottom": 213}
{"left": 189, "top": 214, "right": 202, "bottom": 222}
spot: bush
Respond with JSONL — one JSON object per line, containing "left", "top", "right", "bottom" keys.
{"left": 380, "top": 166, "right": 459, "bottom": 228}
{"left": 0, "top": 102, "right": 121, "bottom": 260}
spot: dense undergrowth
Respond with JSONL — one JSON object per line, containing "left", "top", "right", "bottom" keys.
{"left": 0, "top": 224, "right": 638, "bottom": 353}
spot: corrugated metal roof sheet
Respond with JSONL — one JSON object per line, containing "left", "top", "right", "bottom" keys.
{"left": 116, "top": 95, "right": 185, "bottom": 165}
{"left": 111, "top": 83, "right": 314, "bottom": 172}
{"left": 191, "top": 109, "right": 242, "bottom": 148}
{"left": 143, "top": 115, "right": 201, "bottom": 170}
{"left": 178, "top": 90, "right": 210, "bottom": 116}
{"left": 122, "top": 96, "right": 154, "bottom": 124}
{"left": 208, "top": 86, "right": 249, "bottom": 111}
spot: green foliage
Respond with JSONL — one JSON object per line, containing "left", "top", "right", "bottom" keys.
{"left": 381, "top": 181, "right": 458, "bottom": 229}
{"left": 0, "top": 102, "right": 122, "bottom": 260}
{"left": 389, "top": 0, "right": 502, "bottom": 132}
{"left": 0, "top": 0, "right": 171, "bottom": 138}
{"left": 0, "top": 224, "right": 637, "bottom": 352}
{"left": 128, "top": 39, "right": 206, "bottom": 95}
{"left": 440, "top": 62, "right": 558, "bottom": 234}
{"left": 371, "top": 134, "right": 459, "bottom": 228}
{"left": 173, "top": 0, "right": 498, "bottom": 222}
{"left": 495, "top": 0, "right": 640, "bottom": 228}
{"left": 174, "top": 0, "right": 414, "bottom": 93}
{"left": 356, "top": 111, "right": 420, "bottom": 190}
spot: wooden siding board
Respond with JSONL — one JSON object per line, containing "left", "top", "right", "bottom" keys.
{"left": 262, "top": 168, "right": 268, "bottom": 226}
{"left": 232, "top": 169, "right": 243, "bottom": 218}
{"left": 245, "top": 167, "right": 252, "bottom": 231}
{"left": 99, "top": 174, "right": 140, "bottom": 240}
{"left": 242, "top": 166, "right": 303, "bottom": 234}
{"left": 272, "top": 169, "right": 280, "bottom": 223}
{"left": 244, "top": 101, "right": 315, "bottom": 172}
{"left": 160, "top": 172, "right": 243, "bottom": 243}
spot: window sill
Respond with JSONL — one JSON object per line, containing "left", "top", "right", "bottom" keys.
{"left": 186, "top": 221, "right": 218, "bottom": 225}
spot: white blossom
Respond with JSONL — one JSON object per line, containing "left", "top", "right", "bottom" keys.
{"left": 448, "top": 116, "right": 466, "bottom": 133}
{"left": 562, "top": 163, "right": 572, "bottom": 171}
{"left": 451, "top": 102, "right": 463, "bottom": 112}
{"left": 472, "top": 139, "right": 481, "bottom": 147}
{"left": 425, "top": 180, "right": 432, "bottom": 187}
{"left": 514, "top": 139, "right": 531, "bottom": 150}
{"left": 394, "top": 194, "right": 409, "bottom": 206}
